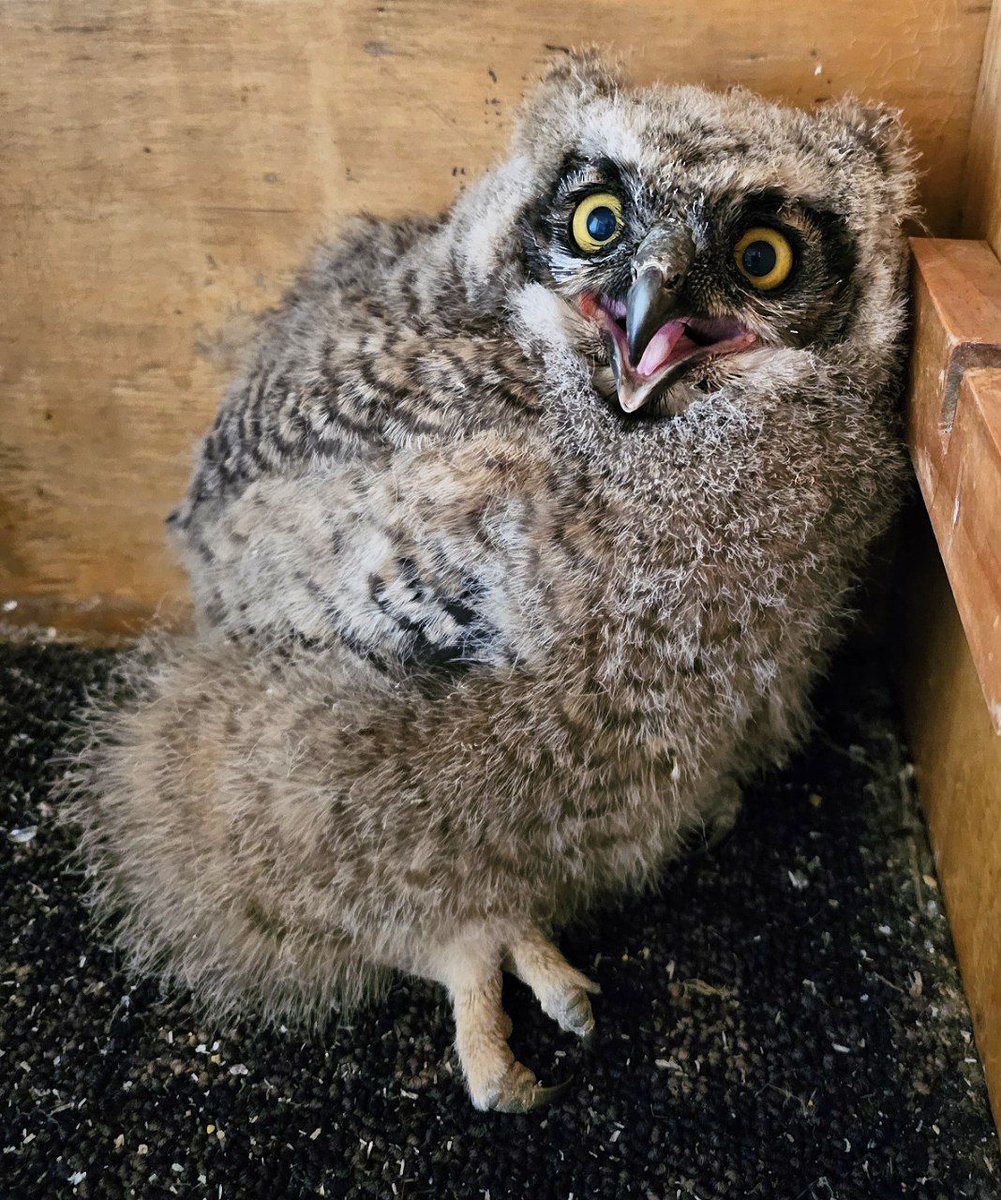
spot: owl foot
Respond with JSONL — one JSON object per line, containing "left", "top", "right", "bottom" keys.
{"left": 439, "top": 932, "right": 577, "bottom": 1112}
{"left": 490, "top": 1061, "right": 573, "bottom": 1114}
{"left": 504, "top": 927, "right": 601, "bottom": 1042}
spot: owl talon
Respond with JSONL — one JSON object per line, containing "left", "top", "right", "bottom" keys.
{"left": 491, "top": 1067, "right": 573, "bottom": 1114}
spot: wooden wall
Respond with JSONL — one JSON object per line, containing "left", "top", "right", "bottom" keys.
{"left": 0, "top": 0, "right": 994, "bottom": 633}
{"left": 903, "top": 523, "right": 1001, "bottom": 1133}
{"left": 963, "top": 0, "right": 1001, "bottom": 255}
{"left": 904, "top": 0, "right": 1001, "bottom": 1132}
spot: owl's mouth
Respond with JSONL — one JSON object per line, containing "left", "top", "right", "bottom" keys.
{"left": 581, "top": 293, "right": 758, "bottom": 413}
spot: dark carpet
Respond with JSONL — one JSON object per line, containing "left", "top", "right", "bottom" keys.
{"left": 1, "top": 636, "right": 999, "bottom": 1200}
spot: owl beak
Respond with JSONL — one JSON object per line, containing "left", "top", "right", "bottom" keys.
{"left": 625, "top": 265, "right": 686, "bottom": 367}
{"left": 585, "top": 225, "right": 756, "bottom": 414}
{"left": 625, "top": 227, "right": 696, "bottom": 366}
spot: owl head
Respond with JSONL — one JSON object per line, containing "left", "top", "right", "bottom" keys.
{"left": 443, "top": 51, "right": 917, "bottom": 419}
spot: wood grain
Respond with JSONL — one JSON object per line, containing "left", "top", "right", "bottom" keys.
{"left": 902, "top": 517, "right": 1001, "bottom": 1134}
{"left": 910, "top": 360, "right": 1001, "bottom": 732}
{"left": 904, "top": 10, "right": 1001, "bottom": 1115}
{"left": 0, "top": 0, "right": 992, "bottom": 630}
{"left": 908, "top": 238, "right": 1001, "bottom": 434}
{"left": 962, "top": 0, "right": 1001, "bottom": 255}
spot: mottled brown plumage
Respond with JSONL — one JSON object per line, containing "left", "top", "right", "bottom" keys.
{"left": 72, "top": 53, "right": 917, "bottom": 1111}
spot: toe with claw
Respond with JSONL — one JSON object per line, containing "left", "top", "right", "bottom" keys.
{"left": 489, "top": 1062, "right": 573, "bottom": 1114}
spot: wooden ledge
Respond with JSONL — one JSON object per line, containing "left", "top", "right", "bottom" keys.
{"left": 908, "top": 239, "right": 1001, "bottom": 732}
{"left": 909, "top": 238, "right": 1001, "bottom": 432}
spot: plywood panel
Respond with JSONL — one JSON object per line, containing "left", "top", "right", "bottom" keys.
{"left": 962, "top": 0, "right": 1001, "bottom": 255}
{"left": 0, "top": 0, "right": 992, "bottom": 631}
{"left": 902, "top": 517, "right": 1001, "bottom": 1132}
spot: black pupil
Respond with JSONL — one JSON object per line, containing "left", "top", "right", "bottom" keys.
{"left": 586, "top": 205, "right": 618, "bottom": 242}
{"left": 742, "top": 239, "right": 778, "bottom": 277}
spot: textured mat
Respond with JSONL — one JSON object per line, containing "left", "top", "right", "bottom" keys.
{"left": 1, "top": 636, "right": 999, "bottom": 1200}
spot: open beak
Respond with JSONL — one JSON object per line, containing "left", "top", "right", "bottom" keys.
{"left": 581, "top": 227, "right": 759, "bottom": 413}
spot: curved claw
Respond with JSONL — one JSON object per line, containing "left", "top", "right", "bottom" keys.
{"left": 494, "top": 1075, "right": 574, "bottom": 1114}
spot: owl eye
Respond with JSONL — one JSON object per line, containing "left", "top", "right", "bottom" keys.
{"left": 734, "top": 226, "right": 795, "bottom": 290}
{"left": 571, "top": 192, "right": 625, "bottom": 254}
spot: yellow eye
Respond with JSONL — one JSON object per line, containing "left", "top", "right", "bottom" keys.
{"left": 734, "top": 226, "right": 795, "bottom": 290}
{"left": 571, "top": 192, "right": 624, "bottom": 254}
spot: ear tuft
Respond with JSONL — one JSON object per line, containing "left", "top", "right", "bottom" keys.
{"left": 823, "top": 98, "right": 915, "bottom": 172}
{"left": 539, "top": 47, "right": 623, "bottom": 97}
{"left": 512, "top": 48, "right": 624, "bottom": 157}
{"left": 821, "top": 97, "right": 920, "bottom": 218}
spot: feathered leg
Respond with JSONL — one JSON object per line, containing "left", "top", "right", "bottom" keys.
{"left": 430, "top": 928, "right": 571, "bottom": 1113}
{"left": 504, "top": 927, "right": 600, "bottom": 1042}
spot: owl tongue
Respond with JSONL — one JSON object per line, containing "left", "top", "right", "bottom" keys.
{"left": 581, "top": 293, "right": 758, "bottom": 414}
{"left": 636, "top": 319, "right": 697, "bottom": 377}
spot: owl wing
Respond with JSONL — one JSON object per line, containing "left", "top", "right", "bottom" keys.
{"left": 176, "top": 433, "right": 586, "bottom": 676}
{"left": 174, "top": 218, "right": 542, "bottom": 528}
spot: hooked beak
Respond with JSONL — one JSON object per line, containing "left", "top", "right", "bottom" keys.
{"left": 625, "top": 226, "right": 694, "bottom": 365}
{"left": 581, "top": 225, "right": 759, "bottom": 414}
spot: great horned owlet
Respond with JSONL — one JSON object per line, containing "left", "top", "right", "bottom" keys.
{"left": 74, "top": 53, "right": 916, "bottom": 1112}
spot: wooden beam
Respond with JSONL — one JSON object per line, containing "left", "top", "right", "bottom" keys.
{"left": 908, "top": 238, "right": 1001, "bottom": 434}
{"left": 908, "top": 239, "right": 1001, "bottom": 728}
{"left": 904, "top": 3, "right": 1001, "bottom": 1134}
{"left": 905, "top": 58, "right": 1001, "bottom": 1114}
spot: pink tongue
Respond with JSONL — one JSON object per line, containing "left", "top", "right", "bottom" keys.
{"left": 637, "top": 320, "right": 695, "bottom": 377}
